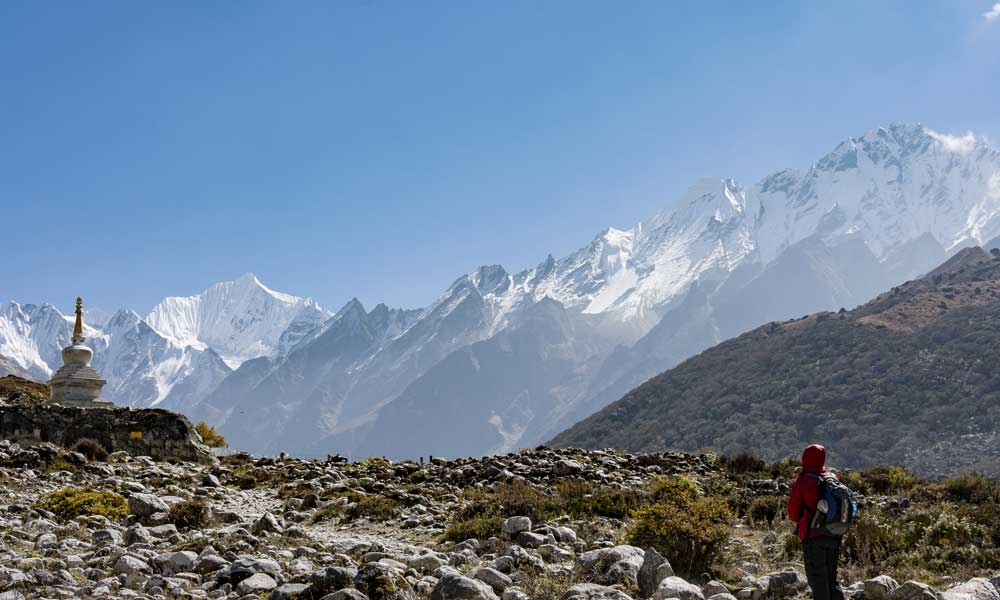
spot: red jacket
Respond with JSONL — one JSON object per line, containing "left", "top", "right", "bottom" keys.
{"left": 787, "top": 444, "right": 835, "bottom": 541}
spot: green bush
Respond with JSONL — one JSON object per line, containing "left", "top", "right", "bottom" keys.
{"left": 626, "top": 478, "right": 734, "bottom": 577}
{"left": 857, "top": 466, "right": 918, "bottom": 495}
{"left": 723, "top": 452, "right": 766, "bottom": 475}
{"left": 941, "top": 474, "right": 1000, "bottom": 504}
{"left": 747, "top": 495, "right": 785, "bottom": 526}
{"left": 443, "top": 514, "right": 504, "bottom": 543}
{"left": 69, "top": 438, "right": 109, "bottom": 462}
{"left": 168, "top": 499, "right": 211, "bottom": 530}
{"left": 194, "top": 422, "right": 226, "bottom": 448}
{"left": 35, "top": 488, "right": 129, "bottom": 522}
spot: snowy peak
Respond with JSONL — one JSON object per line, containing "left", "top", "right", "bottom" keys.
{"left": 146, "top": 274, "right": 332, "bottom": 367}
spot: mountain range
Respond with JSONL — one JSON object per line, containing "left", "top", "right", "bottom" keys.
{"left": 3, "top": 123, "right": 999, "bottom": 459}
{"left": 551, "top": 246, "right": 1000, "bottom": 477}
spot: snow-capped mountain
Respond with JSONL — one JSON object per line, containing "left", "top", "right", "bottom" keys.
{"left": 192, "top": 123, "right": 1000, "bottom": 458}
{"left": 5, "top": 123, "right": 998, "bottom": 460}
{"left": 147, "top": 273, "right": 332, "bottom": 368}
{"left": 0, "top": 275, "right": 326, "bottom": 410}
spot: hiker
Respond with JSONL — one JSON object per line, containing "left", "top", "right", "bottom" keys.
{"left": 788, "top": 444, "right": 844, "bottom": 600}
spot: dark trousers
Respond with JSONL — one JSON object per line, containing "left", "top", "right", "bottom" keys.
{"left": 803, "top": 536, "right": 844, "bottom": 600}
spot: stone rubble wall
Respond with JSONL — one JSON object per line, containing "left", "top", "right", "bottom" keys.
{"left": 0, "top": 402, "right": 215, "bottom": 464}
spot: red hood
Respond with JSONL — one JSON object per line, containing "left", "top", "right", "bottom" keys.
{"left": 801, "top": 444, "right": 826, "bottom": 472}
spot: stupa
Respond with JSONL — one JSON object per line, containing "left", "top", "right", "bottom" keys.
{"left": 47, "top": 297, "right": 111, "bottom": 406}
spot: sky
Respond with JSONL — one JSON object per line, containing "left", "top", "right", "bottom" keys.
{"left": 2, "top": 1, "right": 999, "bottom": 316}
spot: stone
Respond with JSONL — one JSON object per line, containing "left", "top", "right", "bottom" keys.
{"left": 502, "top": 516, "right": 531, "bottom": 536}
{"left": 238, "top": 572, "right": 279, "bottom": 594}
{"left": 470, "top": 567, "right": 512, "bottom": 593}
{"left": 92, "top": 528, "right": 123, "bottom": 546}
{"left": 639, "top": 547, "right": 672, "bottom": 598}
{"left": 763, "top": 571, "right": 808, "bottom": 599}
{"left": 124, "top": 524, "right": 152, "bottom": 546}
{"left": 128, "top": 493, "right": 169, "bottom": 518}
{"left": 218, "top": 557, "right": 283, "bottom": 585}
{"left": 169, "top": 551, "right": 198, "bottom": 573}
{"left": 891, "top": 581, "right": 939, "bottom": 600}
{"left": 271, "top": 583, "right": 313, "bottom": 599}
{"left": 943, "top": 579, "right": 1000, "bottom": 600}
{"left": 430, "top": 573, "right": 500, "bottom": 600}
{"left": 308, "top": 566, "right": 358, "bottom": 595}
{"left": 654, "top": 576, "right": 705, "bottom": 600}
{"left": 114, "top": 555, "right": 151, "bottom": 588}
{"left": 354, "top": 562, "right": 414, "bottom": 600}
{"left": 704, "top": 582, "right": 730, "bottom": 597}
{"left": 322, "top": 591, "right": 370, "bottom": 600}
{"left": 254, "top": 512, "right": 283, "bottom": 534}
{"left": 562, "top": 584, "right": 635, "bottom": 600}
{"left": 576, "top": 545, "right": 645, "bottom": 586}
{"left": 864, "top": 576, "right": 900, "bottom": 600}
{"left": 555, "top": 459, "right": 585, "bottom": 476}
{"left": 515, "top": 531, "right": 547, "bottom": 548}
{"left": 708, "top": 594, "right": 738, "bottom": 600}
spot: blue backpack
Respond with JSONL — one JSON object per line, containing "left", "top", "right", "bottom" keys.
{"left": 805, "top": 472, "right": 857, "bottom": 536}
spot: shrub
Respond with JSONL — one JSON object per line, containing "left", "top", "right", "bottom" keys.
{"left": 859, "top": 466, "right": 918, "bottom": 495}
{"left": 35, "top": 488, "right": 128, "bottom": 522}
{"left": 941, "top": 474, "right": 1000, "bottom": 504}
{"left": 194, "top": 422, "right": 226, "bottom": 448}
{"left": 69, "top": 438, "right": 109, "bottom": 462}
{"left": 841, "top": 510, "right": 906, "bottom": 575}
{"left": 724, "top": 452, "right": 766, "bottom": 475}
{"left": 443, "top": 514, "right": 504, "bottom": 543}
{"left": 168, "top": 499, "right": 211, "bottom": 530}
{"left": 554, "top": 479, "right": 642, "bottom": 520}
{"left": 626, "top": 477, "right": 734, "bottom": 577}
{"left": 748, "top": 495, "right": 785, "bottom": 526}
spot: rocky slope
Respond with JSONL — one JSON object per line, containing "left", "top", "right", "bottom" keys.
{"left": 551, "top": 247, "right": 1000, "bottom": 477}
{"left": 1, "top": 436, "right": 998, "bottom": 600}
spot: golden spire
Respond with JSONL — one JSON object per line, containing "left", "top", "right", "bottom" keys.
{"left": 72, "top": 297, "right": 85, "bottom": 343}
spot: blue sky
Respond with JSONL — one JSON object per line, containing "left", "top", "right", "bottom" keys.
{"left": 2, "top": 1, "right": 999, "bottom": 315}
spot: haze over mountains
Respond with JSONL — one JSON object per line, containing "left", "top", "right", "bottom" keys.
{"left": 3, "top": 123, "right": 1000, "bottom": 459}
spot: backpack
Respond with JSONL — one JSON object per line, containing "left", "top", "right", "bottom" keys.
{"left": 805, "top": 472, "right": 857, "bottom": 536}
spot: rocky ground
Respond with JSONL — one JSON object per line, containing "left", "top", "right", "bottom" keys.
{"left": 0, "top": 441, "right": 997, "bottom": 600}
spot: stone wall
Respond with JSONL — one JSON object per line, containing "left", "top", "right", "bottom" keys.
{"left": 0, "top": 402, "right": 215, "bottom": 464}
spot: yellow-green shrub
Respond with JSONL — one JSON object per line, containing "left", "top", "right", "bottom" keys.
{"left": 626, "top": 477, "right": 734, "bottom": 577}
{"left": 35, "top": 488, "right": 128, "bottom": 522}
{"left": 194, "top": 422, "right": 226, "bottom": 448}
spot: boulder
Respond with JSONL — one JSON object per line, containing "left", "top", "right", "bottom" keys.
{"left": 638, "top": 547, "right": 672, "bottom": 599}
{"left": 128, "top": 493, "right": 168, "bottom": 518}
{"left": 430, "top": 573, "right": 500, "bottom": 600}
{"left": 562, "top": 583, "right": 635, "bottom": 600}
{"left": 238, "top": 572, "right": 279, "bottom": 594}
{"left": 654, "top": 576, "right": 705, "bottom": 600}
{"left": 502, "top": 516, "right": 532, "bottom": 536}
{"left": 865, "top": 576, "right": 900, "bottom": 600}
{"left": 471, "top": 567, "right": 512, "bottom": 593}
{"left": 943, "top": 579, "right": 1000, "bottom": 600}
{"left": 576, "top": 545, "right": 645, "bottom": 586}
{"left": 891, "top": 582, "right": 939, "bottom": 600}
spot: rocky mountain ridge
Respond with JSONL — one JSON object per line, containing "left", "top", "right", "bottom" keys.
{"left": 3, "top": 123, "right": 1000, "bottom": 459}
{"left": 551, "top": 247, "right": 1000, "bottom": 477}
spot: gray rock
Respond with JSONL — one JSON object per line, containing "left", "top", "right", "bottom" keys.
{"left": 515, "top": 531, "right": 547, "bottom": 548}
{"left": 471, "top": 567, "right": 512, "bottom": 593}
{"left": 555, "top": 459, "right": 585, "bottom": 476}
{"left": 865, "top": 576, "right": 900, "bottom": 600}
{"left": 169, "top": 551, "right": 198, "bottom": 573}
{"left": 124, "top": 524, "right": 153, "bottom": 546}
{"left": 254, "top": 511, "right": 283, "bottom": 534}
{"left": 654, "top": 576, "right": 705, "bottom": 600}
{"left": 762, "top": 571, "right": 808, "bottom": 599}
{"left": 891, "top": 582, "right": 939, "bottom": 600}
{"left": 355, "top": 562, "right": 414, "bottom": 600}
{"left": 114, "top": 555, "right": 152, "bottom": 588}
{"left": 322, "top": 591, "right": 370, "bottom": 600}
{"left": 128, "top": 493, "right": 168, "bottom": 518}
{"left": 639, "top": 547, "right": 672, "bottom": 599}
{"left": 502, "top": 516, "right": 532, "bottom": 536}
{"left": 430, "top": 573, "right": 500, "bottom": 600}
{"left": 943, "top": 580, "right": 1000, "bottom": 600}
{"left": 238, "top": 572, "right": 279, "bottom": 594}
{"left": 708, "top": 594, "right": 738, "bottom": 600}
{"left": 576, "top": 545, "right": 645, "bottom": 586}
{"left": 562, "top": 583, "right": 635, "bottom": 600}
{"left": 704, "top": 582, "right": 729, "bottom": 598}
{"left": 271, "top": 583, "right": 313, "bottom": 599}
{"left": 92, "top": 528, "right": 123, "bottom": 546}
